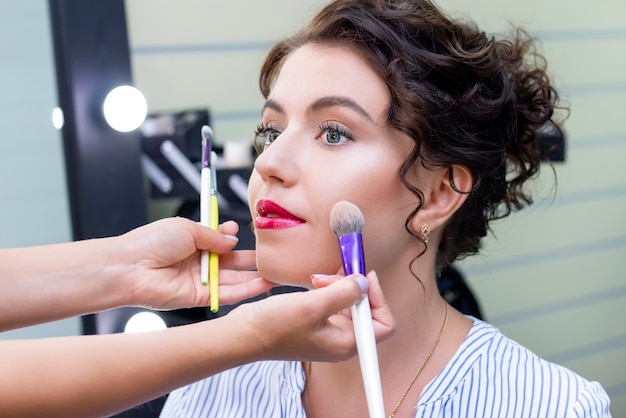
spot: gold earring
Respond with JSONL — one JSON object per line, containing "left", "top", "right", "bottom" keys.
{"left": 420, "top": 224, "right": 430, "bottom": 244}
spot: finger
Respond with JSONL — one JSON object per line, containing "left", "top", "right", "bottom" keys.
{"left": 364, "top": 270, "right": 384, "bottom": 308}
{"left": 310, "top": 274, "right": 340, "bottom": 289}
{"left": 310, "top": 266, "right": 349, "bottom": 289}
{"left": 218, "top": 220, "right": 239, "bottom": 236}
{"left": 365, "top": 270, "right": 396, "bottom": 341}
{"left": 216, "top": 269, "right": 262, "bottom": 286}
{"left": 191, "top": 221, "right": 240, "bottom": 253}
{"left": 309, "top": 276, "right": 365, "bottom": 318}
{"left": 217, "top": 276, "right": 276, "bottom": 305}
{"left": 219, "top": 250, "right": 257, "bottom": 271}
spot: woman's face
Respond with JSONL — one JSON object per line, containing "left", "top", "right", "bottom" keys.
{"left": 248, "top": 43, "right": 418, "bottom": 287}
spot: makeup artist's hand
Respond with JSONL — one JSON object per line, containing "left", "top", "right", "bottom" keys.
{"left": 108, "top": 217, "right": 275, "bottom": 310}
{"left": 235, "top": 271, "right": 396, "bottom": 362}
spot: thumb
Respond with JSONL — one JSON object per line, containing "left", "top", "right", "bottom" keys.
{"left": 311, "top": 274, "right": 368, "bottom": 317}
{"left": 310, "top": 266, "right": 353, "bottom": 289}
{"left": 191, "top": 222, "right": 240, "bottom": 253}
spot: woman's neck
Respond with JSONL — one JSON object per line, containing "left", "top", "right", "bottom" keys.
{"left": 303, "top": 264, "right": 473, "bottom": 417}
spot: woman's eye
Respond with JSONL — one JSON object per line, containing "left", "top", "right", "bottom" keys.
{"left": 325, "top": 130, "right": 343, "bottom": 144}
{"left": 319, "top": 123, "right": 352, "bottom": 146}
{"left": 265, "top": 130, "right": 280, "bottom": 143}
{"left": 254, "top": 124, "right": 281, "bottom": 152}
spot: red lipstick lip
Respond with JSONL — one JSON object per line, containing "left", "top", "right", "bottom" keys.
{"left": 255, "top": 199, "right": 305, "bottom": 230}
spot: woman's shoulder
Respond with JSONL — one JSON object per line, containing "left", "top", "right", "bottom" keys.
{"left": 464, "top": 318, "right": 598, "bottom": 384}
{"left": 418, "top": 318, "right": 611, "bottom": 417}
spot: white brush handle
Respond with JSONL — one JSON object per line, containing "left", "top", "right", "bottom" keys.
{"left": 199, "top": 167, "right": 211, "bottom": 285}
{"left": 352, "top": 294, "right": 385, "bottom": 418}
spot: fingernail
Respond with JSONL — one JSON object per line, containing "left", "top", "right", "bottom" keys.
{"left": 225, "top": 235, "right": 239, "bottom": 242}
{"left": 354, "top": 274, "right": 369, "bottom": 294}
{"left": 311, "top": 274, "right": 329, "bottom": 280}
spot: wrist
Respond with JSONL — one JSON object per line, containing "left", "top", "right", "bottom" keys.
{"left": 226, "top": 305, "right": 272, "bottom": 363}
{"left": 95, "top": 240, "right": 137, "bottom": 311}
{"left": 98, "top": 234, "right": 142, "bottom": 308}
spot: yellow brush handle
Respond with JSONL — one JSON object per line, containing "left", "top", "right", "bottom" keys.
{"left": 209, "top": 252, "right": 219, "bottom": 312}
{"left": 209, "top": 195, "right": 219, "bottom": 312}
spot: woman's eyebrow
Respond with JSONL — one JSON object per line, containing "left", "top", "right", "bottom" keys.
{"left": 261, "top": 96, "right": 375, "bottom": 123}
{"left": 308, "top": 96, "right": 375, "bottom": 123}
{"left": 261, "top": 99, "right": 284, "bottom": 115}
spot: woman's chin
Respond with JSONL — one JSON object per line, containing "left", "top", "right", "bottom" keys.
{"left": 256, "top": 263, "right": 314, "bottom": 289}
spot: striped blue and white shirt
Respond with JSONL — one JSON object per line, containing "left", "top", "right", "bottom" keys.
{"left": 160, "top": 318, "right": 611, "bottom": 417}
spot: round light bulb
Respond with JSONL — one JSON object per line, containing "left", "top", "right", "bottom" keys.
{"left": 123, "top": 311, "right": 167, "bottom": 333}
{"left": 102, "top": 85, "right": 148, "bottom": 132}
{"left": 52, "top": 107, "right": 64, "bottom": 130}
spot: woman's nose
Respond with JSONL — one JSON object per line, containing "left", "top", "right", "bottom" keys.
{"left": 252, "top": 129, "right": 301, "bottom": 186}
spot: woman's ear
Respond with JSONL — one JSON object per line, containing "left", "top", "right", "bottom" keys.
{"left": 410, "top": 164, "right": 473, "bottom": 233}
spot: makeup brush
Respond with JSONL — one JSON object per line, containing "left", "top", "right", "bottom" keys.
{"left": 209, "top": 150, "right": 219, "bottom": 312}
{"left": 330, "top": 201, "right": 385, "bottom": 418}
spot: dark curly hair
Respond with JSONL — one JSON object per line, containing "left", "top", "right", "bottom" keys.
{"left": 259, "top": 0, "right": 562, "bottom": 271}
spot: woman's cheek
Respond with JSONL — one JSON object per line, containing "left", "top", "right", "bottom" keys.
{"left": 255, "top": 237, "right": 342, "bottom": 287}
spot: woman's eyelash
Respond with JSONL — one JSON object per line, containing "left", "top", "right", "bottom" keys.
{"left": 319, "top": 122, "right": 350, "bottom": 137}
{"left": 254, "top": 123, "right": 281, "bottom": 153}
{"left": 254, "top": 123, "right": 269, "bottom": 137}
{"left": 319, "top": 122, "right": 353, "bottom": 144}
{"left": 254, "top": 121, "right": 353, "bottom": 152}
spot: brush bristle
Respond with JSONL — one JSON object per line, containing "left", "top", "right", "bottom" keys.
{"left": 201, "top": 125, "right": 213, "bottom": 167}
{"left": 201, "top": 125, "right": 213, "bottom": 141}
{"left": 330, "top": 201, "right": 364, "bottom": 238}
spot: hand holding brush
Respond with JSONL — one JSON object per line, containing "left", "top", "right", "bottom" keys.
{"left": 330, "top": 201, "right": 385, "bottom": 418}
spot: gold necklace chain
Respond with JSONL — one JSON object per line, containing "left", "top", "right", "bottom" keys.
{"left": 388, "top": 303, "right": 448, "bottom": 417}
{"left": 304, "top": 303, "right": 449, "bottom": 418}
